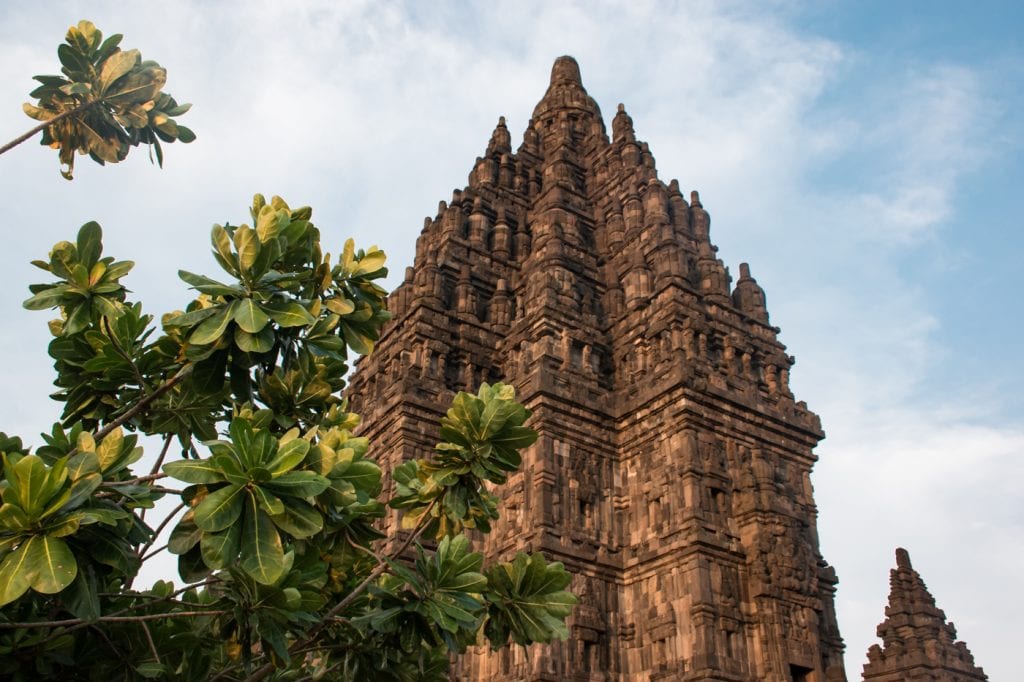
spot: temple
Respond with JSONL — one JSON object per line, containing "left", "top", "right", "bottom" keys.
{"left": 861, "top": 549, "right": 987, "bottom": 681}
{"left": 347, "top": 55, "right": 925, "bottom": 680}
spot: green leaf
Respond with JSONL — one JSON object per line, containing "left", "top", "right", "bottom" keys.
{"left": 65, "top": 564, "right": 100, "bottom": 620}
{"left": 104, "top": 64, "right": 165, "bottom": 105}
{"left": 490, "top": 426, "right": 538, "bottom": 451}
{"left": 483, "top": 552, "right": 577, "bottom": 647}
{"left": 64, "top": 473, "right": 101, "bottom": 510}
{"left": 342, "top": 325, "right": 374, "bottom": 356}
{"left": 234, "top": 326, "right": 274, "bottom": 353}
{"left": 234, "top": 225, "right": 259, "bottom": 274}
{"left": 193, "top": 484, "right": 244, "bottom": 532}
{"left": 265, "top": 471, "right": 330, "bottom": 499}
{"left": 234, "top": 299, "right": 270, "bottom": 334}
{"left": 231, "top": 423, "right": 276, "bottom": 469}
{"left": 178, "top": 270, "right": 241, "bottom": 296}
{"left": 335, "top": 460, "right": 382, "bottom": 496}
{"left": 250, "top": 486, "right": 284, "bottom": 516}
{"left": 240, "top": 497, "right": 284, "bottom": 585}
{"left": 168, "top": 516, "right": 202, "bottom": 555}
{"left": 135, "top": 662, "right": 166, "bottom": 679}
{"left": 0, "top": 503, "right": 30, "bottom": 530}
{"left": 22, "top": 285, "right": 69, "bottom": 311}
{"left": 189, "top": 303, "right": 235, "bottom": 345}
{"left": 262, "top": 300, "right": 316, "bottom": 328}
{"left": 199, "top": 521, "right": 241, "bottom": 569}
{"left": 6, "top": 454, "right": 51, "bottom": 516}
{"left": 325, "top": 296, "right": 355, "bottom": 316}
{"left": 164, "top": 459, "right": 225, "bottom": 484}
{"left": 176, "top": 125, "right": 196, "bottom": 143}
{"left": 211, "top": 224, "right": 237, "bottom": 275}
{"left": 255, "top": 205, "right": 286, "bottom": 242}
{"left": 269, "top": 501, "right": 322, "bottom": 539}
{"left": 98, "top": 48, "right": 139, "bottom": 94}
{"left": 26, "top": 535, "right": 77, "bottom": 594}
{"left": 0, "top": 537, "right": 38, "bottom": 606}
{"left": 164, "top": 307, "right": 218, "bottom": 328}
{"left": 266, "top": 438, "right": 309, "bottom": 476}
{"left": 75, "top": 222, "right": 103, "bottom": 268}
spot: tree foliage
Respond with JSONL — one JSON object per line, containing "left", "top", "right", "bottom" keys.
{"left": 14, "top": 20, "right": 194, "bottom": 178}
{"left": 0, "top": 194, "right": 576, "bottom": 680}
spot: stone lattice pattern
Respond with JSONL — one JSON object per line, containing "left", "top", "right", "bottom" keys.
{"left": 862, "top": 549, "right": 987, "bottom": 681}
{"left": 347, "top": 56, "right": 847, "bottom": 681}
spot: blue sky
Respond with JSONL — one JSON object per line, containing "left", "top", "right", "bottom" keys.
{"left": 0, "top": 2, "right": 1021, "bottom": 678}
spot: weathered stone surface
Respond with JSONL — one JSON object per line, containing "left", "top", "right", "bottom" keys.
{"left": 348, "top": 56, "right": 847, "bottom": 681}
{"left": 861, "top": 549, "right": 987, "bottom": 681}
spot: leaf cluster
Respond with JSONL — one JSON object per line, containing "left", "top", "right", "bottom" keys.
{"left": 392, "top": 383, "right": 538, "bottom": 537}
{"left": 22, "top": 20, "right": 194, "bottom": 179}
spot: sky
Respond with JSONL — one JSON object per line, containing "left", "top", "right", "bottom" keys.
{"left": 0, "top": 1, "right": 1021, "bottom": 678}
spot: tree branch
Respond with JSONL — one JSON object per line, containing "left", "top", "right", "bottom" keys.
{"left": 1, "top": 610, "right": 227, "bottom": 630}
{"left": 0, "top": 101, "right": 95, "bottom": 157}
{"left": 34, "top": 578, "right": 219, "bottom": 643}
{"left": 65, "top": 363, "right": 194, "bottom": 459}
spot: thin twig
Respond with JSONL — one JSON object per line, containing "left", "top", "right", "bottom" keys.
{"left": 141, "top": 543, "right": 169, "bottom": 563}
{"left": 141, "top": 438, "right": 176, "bottom": 526}
{"left": 137, "top": 502, "right": 185, "bottom": 562}
{"left": 140, "top": 619, "right": 162, "bottom": 665}
{"left": 346, "top": 534, "right": 384, "bottom": 564}
{"left": 90, "top": 623, "right": 131, "bottom": 668}
{"left": 149, "top": 433, "right": 175, "bottom": 477}
{"left": 108, "top": 473, "right": 168, "bottom": 486}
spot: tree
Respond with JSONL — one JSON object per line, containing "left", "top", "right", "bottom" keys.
{"left": 0, "top": 20, "right": 194, "bottom": 179}
{"left": 0, "top": 23, "right": 575, "bottom": 682}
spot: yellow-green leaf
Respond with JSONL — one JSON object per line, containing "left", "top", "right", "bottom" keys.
{"left": 234, "top": 225, "right": 259, "bottom": 274}
{"left": 0, "top": 537, "right": 38, "bottom": 605}
{"left": 98, "top": 48, "right": 139, "bottom": 94}
{"left": 193, "top": 484, "right": 244, "bottom": 532}
{"left": 234, "top": 299, "right": 270, "bottom": 334}
{"left": 240, "top": 497, "right": 284, "bottom": 585}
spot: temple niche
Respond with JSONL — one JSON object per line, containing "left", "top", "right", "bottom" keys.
{"left": 348, "top": 56, "right": 849, "bottom": 680}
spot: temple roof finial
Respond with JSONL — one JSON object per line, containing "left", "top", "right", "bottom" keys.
{"left": 550, "top": 56, "right": 582, "bottom": 86}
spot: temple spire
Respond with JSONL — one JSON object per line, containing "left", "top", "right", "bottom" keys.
{"left": 550, "top": 55, "right": 582, "bottom": 86}
{"left": 531, "top": 56, "right": 603, "bottom": 127}
{"left": 863, "top": 548, "right": 987, "bottom": 681}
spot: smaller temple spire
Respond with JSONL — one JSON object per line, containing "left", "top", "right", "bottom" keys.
{"left": 863, "top": 548, "right": 987, "bottom": 681}
{"left": 487, "top": 116, "right": 512, "bottom": 156}
{"left": 612, "top": 103, "right": 635, "bottom": 143}
{"left": 732, "top": 262, "right": 769, "bottom": 324}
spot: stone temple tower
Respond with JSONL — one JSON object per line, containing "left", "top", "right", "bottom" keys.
{"left": 347, "top": 56, "right": 847, "bottom": 681}
{"left": 862, "top": 549, "right": 987, "bottom": 681}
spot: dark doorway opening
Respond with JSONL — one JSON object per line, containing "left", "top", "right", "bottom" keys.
{"left": 790, "top": 664, "right": 813, "bottom": 682}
